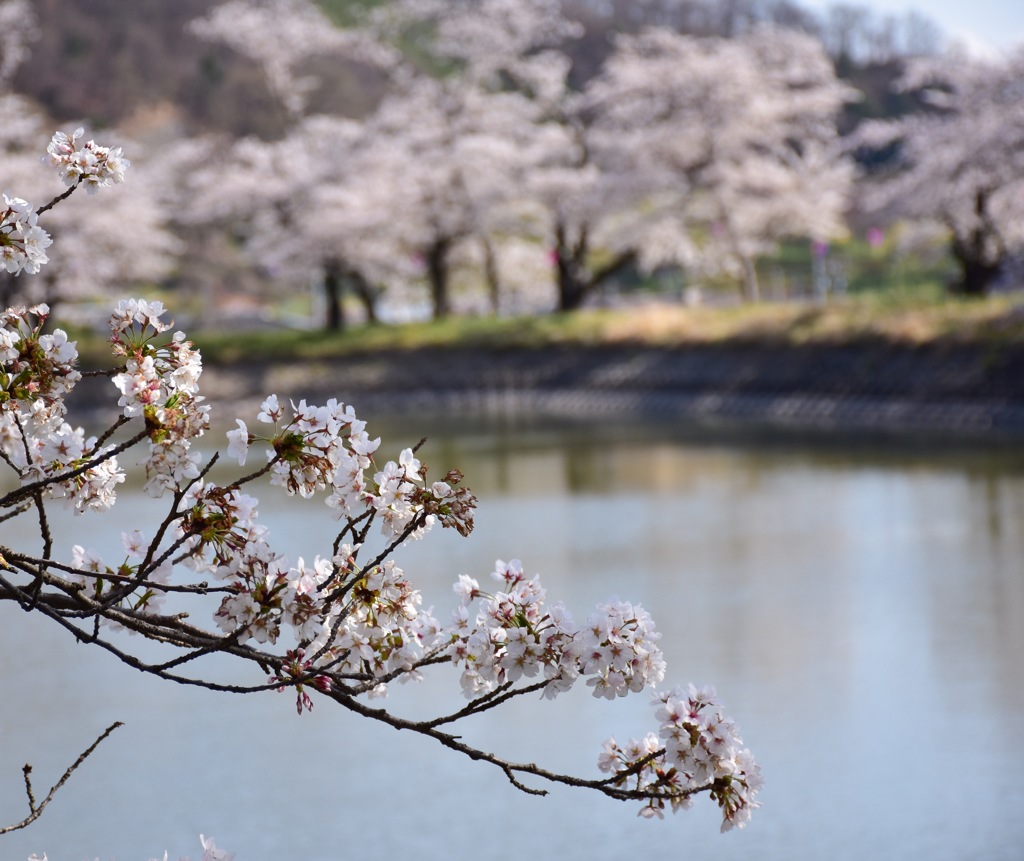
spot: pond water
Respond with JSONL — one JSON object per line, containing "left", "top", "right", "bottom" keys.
{"left": 2, "top": 418, "right": 1024, "bottom": 860}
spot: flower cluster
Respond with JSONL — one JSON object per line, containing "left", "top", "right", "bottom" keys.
{"left": 177, "top": 482, "right": 293, "bottom": 644}
{"left": 171, "top": 400, "right": 472, "bottom": 689}
{"left": 0, "top": 194, "right": 51, "bottom": 275}
{"left": 269, "top": 647, "right": 332, "bottom": 714}
{"left": 599, "top": 684, "right": 763, "bottom": 828}
{"left": 0, "top": 304, "right": 126, "bottom": 511}
{"left": 3, "top": 128, "right": 127, "bottom": 278}
{"left": 179, "top": 476, "right": 445, "bottom": 691}
{"left": 231, "top": 394, "right": 377, "bottom": 500}
{"left": 45, "top": 127, "right": 130, "bottom": 193}
{"left": 110, "top": 298, "right": 209, "bottom": 497}
{"left": 0, "top": 304, "right": 79, "bottom": 410}
{"left": 20, "top": 421, "right": 125, "bottom": 513}
{"left": 230, "top": 394, "right": 475, "bottom": 544}
{"left": 308, "top": 554, "right": 442, "bottom": 696}
{"left": 70, "top": 530, "right": 172, "bottom": 622}
{"left": 447, "top": 559, "right": 666, "bottom": 700}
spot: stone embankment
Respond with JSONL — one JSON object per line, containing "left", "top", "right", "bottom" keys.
{"left": 184, "top": 341, "right": 1024, "bottom": 439}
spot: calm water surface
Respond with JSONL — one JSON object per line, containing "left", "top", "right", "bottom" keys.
{"left": 2, "top": 420, "right": 1023, "bottom": 860}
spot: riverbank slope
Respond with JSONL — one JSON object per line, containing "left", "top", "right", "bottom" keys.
{"left": 73, "top": 298, "right": 1024, "bottom": 439}
{"left": 194, "top": 339, "right": 1024, "bottom": 439}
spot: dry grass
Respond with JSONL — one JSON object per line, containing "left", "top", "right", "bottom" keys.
{"left": 551, "top": 295, "right": 1024, "bottom": 348}
{"left": 69, "top": 293, "right": 1024, "bottom": 368}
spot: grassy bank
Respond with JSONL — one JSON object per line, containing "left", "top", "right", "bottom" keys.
{"left": 70, "top": 292, "right": 1024, "bottom": 367}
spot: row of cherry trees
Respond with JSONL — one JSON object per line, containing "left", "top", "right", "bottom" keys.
{"left": 3, "top": 0, "right": 1024, "bottom": 325}
{"left": 183, "top": 0, "right": 857, "bottom": 321}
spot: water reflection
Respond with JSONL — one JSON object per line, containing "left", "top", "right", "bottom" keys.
{"left": 2, "top": 421, "right": 1024, "bottom": 860}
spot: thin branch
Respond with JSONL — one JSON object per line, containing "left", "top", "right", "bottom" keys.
{"left": 92, "top": 414, "right": 132, "bottom": 450}
{"left": 502, "top": 765, "right": 547, "bottom": 796}
{"left": 35, "top": 181, "right": 79, "bottom": 217}
{"left": 0, "top": 446, "right": 23, "bottom": 478}
{"left": 3, "top": 552, "right": 227, "bottom": 597}
{"left": 80, "top": 367, "right": 125, "bottom": 379}
{"left": 332, "top": 508, "right": 374, "bottom": 559}
{"left": 225, "top": 452, "right": 282, "bottom": 491}
{"left": 331, "top": 689, "right": 715, "bottom": 804}
{"left": 0, "top": 722, "right": 123, "bottom": 835}
{"left": 33, "top": 490, "right": 53, "bottom": 568}
{"left": 0, "top": 501, "right": 30, "bottom": 524}
{"left": 423, "top": 679, "right": 548, "bottom": 728}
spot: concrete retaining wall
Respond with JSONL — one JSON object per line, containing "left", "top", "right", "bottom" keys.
{"left": 180, "top": 342, "right": 1024, "bottom": 439}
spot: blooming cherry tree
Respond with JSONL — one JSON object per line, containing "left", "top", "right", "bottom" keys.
{"left": 585, "top": 26, "right": 856, "bottom": 301}
{"left": 522, "top": 95, "right": 681, "bottom": 311}
{"left": 854, "top": 48, "right": 1024, "bottom": 296}
{"left": 187, "top": 0, "right": 590, "bottom": 320}
{"left": 186, "top": 0, "right": 411, "bottom": 326}
{"left": 179, "top": 114, "right": 393, "bottom": 329}
{"left": 1, "top": 133, "right": 761, "bottom": 857}
{"left": 349, "top": 0, "right": 591, "bottom": 316}
{"left": 189, "top": 0, "right": 391, "bottom": 122}
{"left": 357, "top": 76, "right": 550, "bottom": 318}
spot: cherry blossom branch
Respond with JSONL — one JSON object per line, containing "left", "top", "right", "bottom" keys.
{"left": 34, "top": 181, "right": 80, "bottom": 218}
{"left": 327, "top": 688, "right": 715, "bottom": 805}
{"left": 3, "top": 552, "right": 228, "bottom": 597}
{"left": 0, "top": 565, "right": 730, "bottom": 811}
{"left": 0, "top": 120, "right": 764, "bottom": 845}
{"left": 0, "top": 428, "right": 149, "bottom": 510}
{"left": 422, "top": 679, "right": 547, "bottom": 728}
{"left": 0, "top": 578, "right": 293, "bottom": 693}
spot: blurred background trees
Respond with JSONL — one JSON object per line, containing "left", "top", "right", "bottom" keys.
{"left": 2, "top": 0, "right": 1021, "bottom": 328}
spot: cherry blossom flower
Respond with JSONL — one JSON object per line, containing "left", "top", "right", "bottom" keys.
{"left": 45, "top": 128, "right": 131, "bottom": 192}
{"left": 226, "top": 419, "right": 250, "bottom": 466}
{"left": 0, "top": 193, "right": 51, "bottom": 274}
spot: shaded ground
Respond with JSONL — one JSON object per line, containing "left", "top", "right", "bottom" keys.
{"left": 186, "top": 341, "right": 1024, "bottom": 439}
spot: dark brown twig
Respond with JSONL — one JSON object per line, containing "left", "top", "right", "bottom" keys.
{"left": 0, "top": 722, "right": 123, "bottom": 835}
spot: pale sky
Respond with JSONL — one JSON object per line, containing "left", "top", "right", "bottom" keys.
{"left": 801, "top": 0, "right": 1024, "bottom": 55}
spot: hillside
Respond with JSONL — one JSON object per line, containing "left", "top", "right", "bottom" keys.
{"left": 12, "top": 0, "right": 927, "bottom": 138}
{"left": 12, "top": 0, "right": 379, "bottom": 136}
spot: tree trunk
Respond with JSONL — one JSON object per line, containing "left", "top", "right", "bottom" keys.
{"left": 740, "top": 254, "right": 761, "bottom": 302}
{"left": 554, "top": 220, "right": 591, "bottom": 312}
{"left": 426, "top": 237, "right": 452, "bottom": 320}
{"left": 555, "top": 252, "right": 590, "bottom": 312}
{"left": 322, "top": 258, "right": 346, "bottom": 332}
{"left": 948, "top": 191, "right": 1004, "bottom": 297}
{"left": 481, "top": 236, "right": 501, "bottom": 315}
{"left": 950, "top": 248, "right": 1001, "bottom": 297}
{"left": 349, "top": 270, "right": 379, "bottom": 324}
